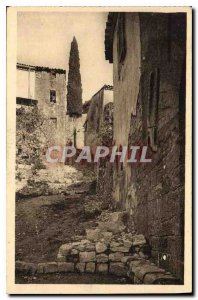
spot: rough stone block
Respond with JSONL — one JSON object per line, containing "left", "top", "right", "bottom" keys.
{"left": 57, "top": 254, "right": 65, "bottom": 262}
{"left": 109, "top": 262, "right": 127, "bottom": 276}
{"left": 123, "top": 240, "right": 133, "bottom": 248}
{"left": 79, "top": 251, "right": 96, "bottom": 262}
{"left": 96, "top": 263, "right": 108, "bottom": 274}
{"left": 109, "top": 252, "right": 124, "bottom": 262}
{"left": 86, "top": 243, "right": 96, "bottom": 251}
{"left": 15, "top": 261, "right": 26, "bottom": 272}
{"left": 99, "top": 231, "right": 113, "bottom": 242}
{"left": 135, "top": 265, "right": 165, "bottom": 281}
{"left": 110, "top": 246, "right": 130, "bottom": 253}
{"left": 75, "top": 262, "right": 85, "bottom": 273}
{"left": 44, "top": 262, "right": 58, "bottom": 273}
{"left": 96, "top": 242, "right": 108, "bottom": 253}
{"left": 59, "top": 243, "right": 73, "bottom": 256}
{"left": 86, "top": 228, "right": 100, "bottom": 242}
{"left": 86, "top": 262, "right": 96, "bottom": 273}
{"left": 58, "top": 262, "right": 74, "bottom": 273}
{"left": 121, "top": 256, "right": 137, "bottom": 264}
{"left": 25, "top": 263, "right": 37, "bottom": 274}
{"left": 37, "top": 263, "right": 46, "bottom": 274}
{"left": 96, "top": 254, "right": 108, "bottom": 263}
{"left": 143, "top": 272, "right": 178, "bottom": 284}
{"left": 132, "top": 234, "right": 146, "bottom": 246}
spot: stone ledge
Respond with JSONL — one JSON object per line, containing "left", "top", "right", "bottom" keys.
{"left": 127, "top": 259, "right": 178, "bottom": 284}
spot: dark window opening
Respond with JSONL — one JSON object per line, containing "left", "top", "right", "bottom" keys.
{"left": 50, "top": 90, "right": 56, "bottom": 103}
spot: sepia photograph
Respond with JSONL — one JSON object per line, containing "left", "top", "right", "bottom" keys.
{"left": 6, "top": 6, "right": 192, "bottom": 294}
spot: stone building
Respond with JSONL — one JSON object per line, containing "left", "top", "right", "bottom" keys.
{"left": 84, "top": 85, "right": 113, "bottom": 146}
{"left": 17, "top": 63, "right": 67, "bottom": 146}
{"left": 65, "top": 114, "right": 87, "bottom": 149}
{"left": 105, "top": 13, "right": 186, "bottom": 281}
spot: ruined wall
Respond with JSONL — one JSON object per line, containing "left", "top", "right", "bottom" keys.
{"left": 84, "top": 87, "right": 113, "bottom": 147}
{"left": 112, "top": 13, "right": 186, "bottom": 281}
{"left": 96, "top": 102, "right": 114, "bottom": 207}
{"left": 65, "top": 114, "right": 87, "bottom": 149}
{"left": 35, "top": 70, "right": 67, "bottom": 146}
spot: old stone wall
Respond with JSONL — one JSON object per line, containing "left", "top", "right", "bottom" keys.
{"left": 35, "top": 70, "right": 67, "bottom": 146}
{"left": 84, "top": 86, "right": 113, "bottom": 147}
{"left": 65, "top": 114, "right": 87, "bottom": 149}
{"left": 111, "top": 13, "right": 186, "bottom": 281}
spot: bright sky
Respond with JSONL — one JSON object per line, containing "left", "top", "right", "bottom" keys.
{"left": 17, "top": 12, "right": 113, "bottom": 101}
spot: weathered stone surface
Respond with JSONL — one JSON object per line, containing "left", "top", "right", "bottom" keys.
{"left": 121, "top": 255, "right": 140, "bottom": 265}
{"left": 144, "top": 272, "right": 178, "bottom": 284}
{"left": 123, "top": 240, "right": 133, "bottom": 248}
{"left": 109, "top": 252, "right": 124, "bottom": 262}
{"left": 96, "top": 263, "right": 108, "bottom": 274}
{"left": 96, "top": 241, "right": 108, "bottom": 253}
{"left": 45, "top": 262, "right": 58, "bottom": 273}
{"left": 57, "top": 253, "right": 65, "bottom": 262}
{"left": 26, "top": 263, "right": 37, "bottom": 274}
{"left": 110, "top": 241, "right": 121, "bottom": 248}
{"left": 86, "top": 243, "right": 96, "bottom": 251}
{"left": 16, "top": 261, "right": 37, "bottom": 274}
{"left": 135, "top": 265, "right": 165, "bottom": 281}
{"left": 58, "top": 262, "right": 74, "bottom": 273}
{"left": 59, "top": 244, "right": 73, "bottom": 256}
{"left": 99, "top": 231, "right": 113, "bottom": 242}
{"left": 37, "top": 263, "right": 46, "bottom": 274}
{"left": 96, "top": 254, "right": 108, "bottom": 263}
{"left": 109, "top": 262, "right": 127, "bottom": 276}
{"left": 86, "top": 262, "right": 96, "bottom": 273}
{"left": 109, "top": 211, "right": 127, "bottom": 223}
{"left": 15, "top": 261, "right": 26, "bottom": 272}
{"left": 128, "top": 259, "right": 149, "bottom": 273}
{"left": 66, "top": 248, "right": 79, "bottom": 262}
{"left": 76, "top": 239, "right": 95, "bottom": 251}
{"left": 75, "top": 262, "right": 85, "bottom": 273}
{"left": 79, "top": 251, "right": 96, "bottom": 262}
{"left": 132, "top": 234, "right": 146, "bottom": 246}
{"left": 110, "top": 246, "right": 130, "bottom": 253}
{"left": 98, "top": 221, "right": 126, "bottom": 234}
{"left": 86, "top": 228, "right": 100, "bottom": 242}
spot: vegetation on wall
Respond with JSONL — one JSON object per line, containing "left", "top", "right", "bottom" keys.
{"left": 16, "top": 106, "right": 56, "bottom": 168}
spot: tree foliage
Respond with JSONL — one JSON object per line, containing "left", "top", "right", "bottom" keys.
{"left": 67, "top": 37, "right": 82, "bottom": 117}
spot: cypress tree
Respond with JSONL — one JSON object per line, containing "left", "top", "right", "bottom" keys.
{"left": 67, "top": 37, "right": 82, "bottom": 117}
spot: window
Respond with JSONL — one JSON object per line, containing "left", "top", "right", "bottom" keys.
{"left": 50, "top": 90, "right": 56, "bottom": 103}
{"left": 147, "top": 68, "right": 160, "bottom": 151}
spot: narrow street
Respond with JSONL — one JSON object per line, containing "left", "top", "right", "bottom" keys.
{"left": 15, "top": 163, "right": 130, "bottom": 284}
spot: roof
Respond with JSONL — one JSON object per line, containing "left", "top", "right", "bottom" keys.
{"left": 17, "top": 63, "right": 66, "bottom": 74}
{"left": 105, "top": 13, "right": 118, "bottom": 63}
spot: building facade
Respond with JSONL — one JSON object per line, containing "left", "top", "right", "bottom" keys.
{"left": 105, "top": 13, "right": 186, "bottom": 281}
{"left": 84, "top": 85, "right": 113, "bottom": 146}
{"left": 17, "top": 63, "right": 67, "bottom": 146}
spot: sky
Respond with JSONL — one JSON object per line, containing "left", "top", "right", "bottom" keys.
{"left": 17, "top": 12, "right": 113, "bottom": 101}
